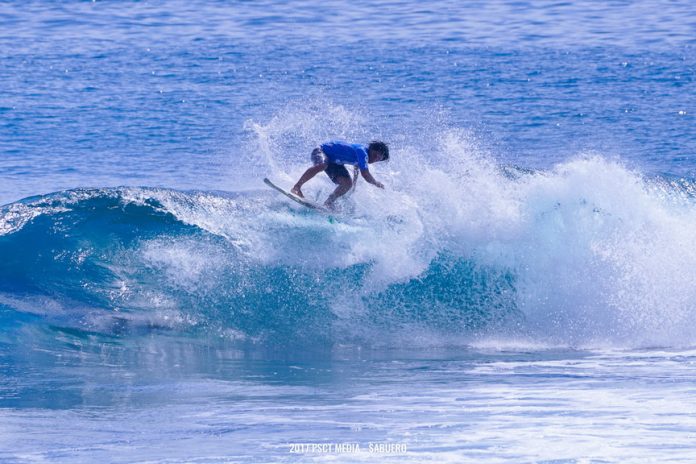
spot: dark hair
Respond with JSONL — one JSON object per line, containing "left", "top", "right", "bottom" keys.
{"left": 368, "top": 141, "right": 389, "bottom": 160}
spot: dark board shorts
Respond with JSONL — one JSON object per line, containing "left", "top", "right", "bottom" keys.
{"left": 324, "top": 163, "right": 350, "bottom": 183}
{"left": 311, "top": 148, "right": 351, "bottom": 184}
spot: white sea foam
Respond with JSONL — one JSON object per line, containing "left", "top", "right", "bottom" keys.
{"left": 236, "top": 107, "right": 696, "bottom": 349}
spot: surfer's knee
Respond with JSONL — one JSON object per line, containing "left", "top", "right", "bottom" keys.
{"left": 312, "top": 162, "right": 328, "bottom": 173}
{"left": 336, "top": 176, "right": 352, "bottom": 188}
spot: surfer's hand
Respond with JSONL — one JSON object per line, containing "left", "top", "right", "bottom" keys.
{"left": 374, "top": 181, "right": 384, "bottom": 189}
{"left": 291, "top": 185, "right": 304, "bottom": 198}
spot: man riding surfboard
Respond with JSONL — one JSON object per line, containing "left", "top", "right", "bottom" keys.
{"left": 291, "top": 140, "right": 389, "bottom": 208}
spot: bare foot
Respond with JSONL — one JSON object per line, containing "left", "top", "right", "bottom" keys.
{"left": 291, "top": 186, "right": 303, "bottom": 198}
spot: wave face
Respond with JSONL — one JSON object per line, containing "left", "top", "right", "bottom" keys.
{"left": 0, "top": 186, "right": 515, "bottom": 347}
{"left": 3, "top": 149, "right": 696, "bottom": 349}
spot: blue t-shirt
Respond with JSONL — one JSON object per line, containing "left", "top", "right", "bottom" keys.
{"left": 320, "top": 141, "right": 369, "bottom": 170}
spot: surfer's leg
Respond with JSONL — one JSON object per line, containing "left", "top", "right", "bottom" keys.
{"left": 292, "top": 148, "right": 328, "bottom": 197}
{"left": 324, "top": 164, "right": 352, "bottom": 207}
{"left": 325, "top": 176, "right": 352, "bottom": 208}
{"left": 292, "top": 162, "right": 327, "bottom": 198}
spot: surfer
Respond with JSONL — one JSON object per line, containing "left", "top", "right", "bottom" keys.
{"left": 291, "top": 140, "right": 389, "bottom": 208}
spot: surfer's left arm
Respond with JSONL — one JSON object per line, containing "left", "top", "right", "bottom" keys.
{"left": 360, "top": 169, "right": 384, "bottom": 189}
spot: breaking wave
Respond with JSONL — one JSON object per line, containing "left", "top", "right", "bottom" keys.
{"left": 3, "top": 142, "right": 696, "bottom": 349}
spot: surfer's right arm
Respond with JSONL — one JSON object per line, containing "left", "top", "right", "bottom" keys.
{"left": 360, "top": 169, "right": 384, "bottom": 189}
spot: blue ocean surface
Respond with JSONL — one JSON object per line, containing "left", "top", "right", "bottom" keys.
{"left": 1, "top": 1, "right": 696, "bottom": 462}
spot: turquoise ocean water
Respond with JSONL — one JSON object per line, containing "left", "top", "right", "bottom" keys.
{"left": 1, "top": 1, "right": 696, "bottom": 462}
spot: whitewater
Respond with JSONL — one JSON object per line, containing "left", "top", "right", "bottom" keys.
{"left": 2, "top": 0, "right": 696, "bottom": 462}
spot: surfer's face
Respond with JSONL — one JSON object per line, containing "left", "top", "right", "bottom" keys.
{"left": 368, "top": 149, "right": 386, "bottom": 163}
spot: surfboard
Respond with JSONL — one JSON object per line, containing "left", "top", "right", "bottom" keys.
{"left": 263, "top": 178, "right": 330, "bottom": 213}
